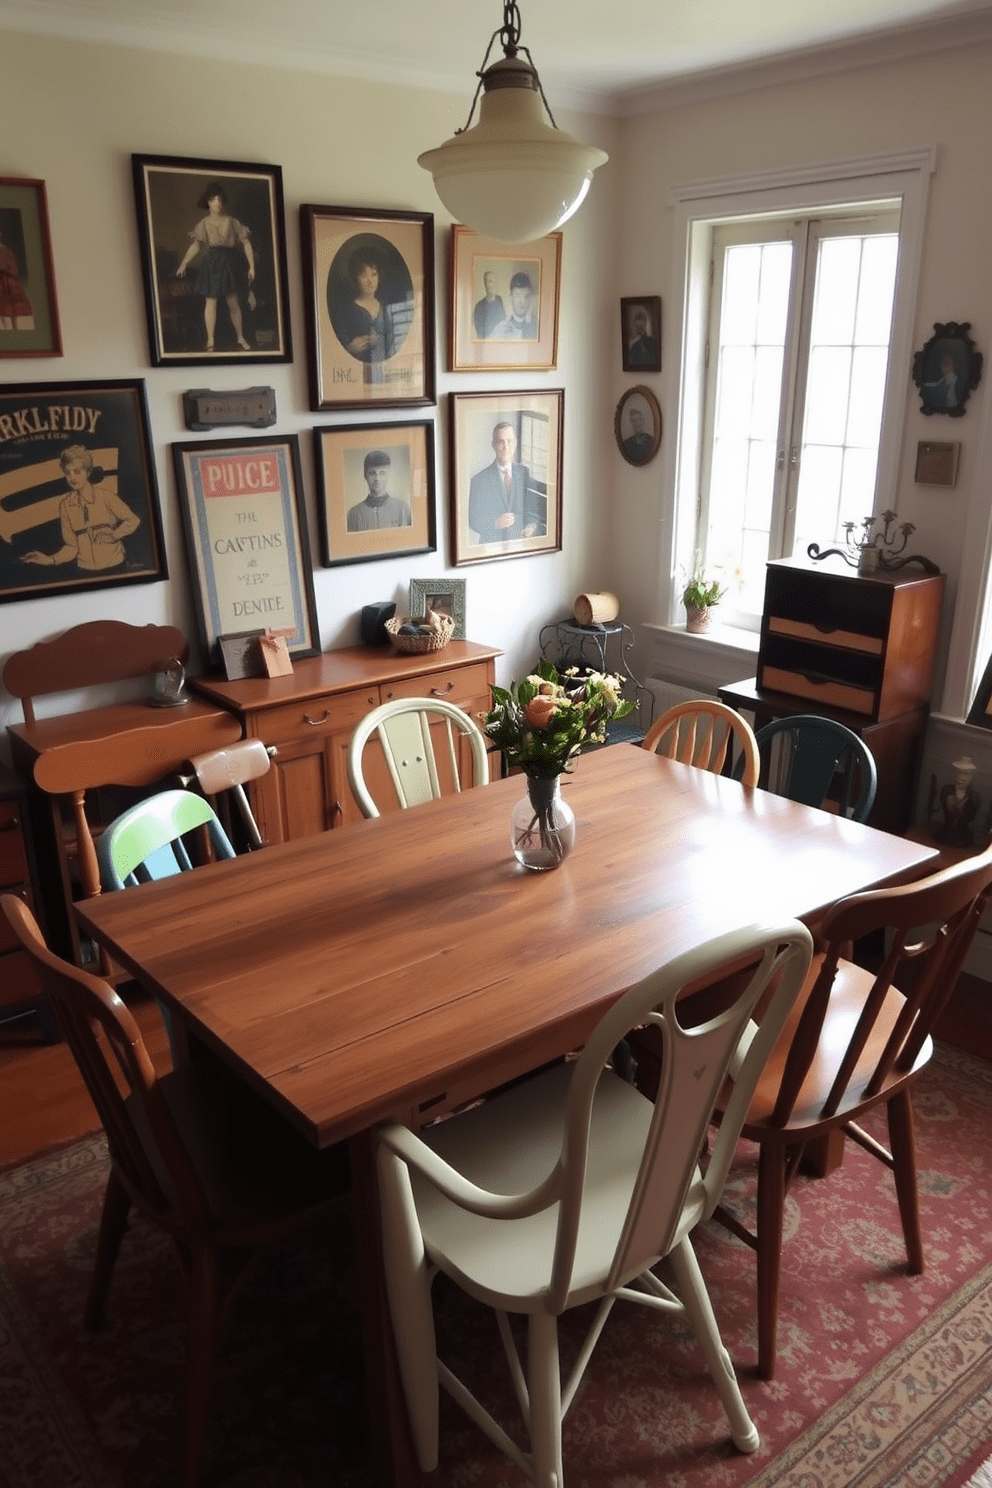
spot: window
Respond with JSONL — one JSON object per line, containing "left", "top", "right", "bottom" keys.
{"left": 661, "top": 152, "right": 933, "bottom": 635}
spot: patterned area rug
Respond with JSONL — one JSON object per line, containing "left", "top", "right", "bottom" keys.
{"left": 2, "top": 1043, "right": 991, "bottom": 1488}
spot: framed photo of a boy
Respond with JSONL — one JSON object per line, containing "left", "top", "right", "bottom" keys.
{"left": 450, "top": 389, "right": 563, "bottom": 567}
{"left": 450, "top": 226, "right": 561, "bottom": 372}
{"left": 172, "top": 434, "right": 319, "bottom": 662}
{"left": 301, "top": 205, "right": 435, "bottom": 411}
{"left": 0, "top": 177, "right": 62, "bottom": 358}
{"left": 132, "top": 154, "right": 292, "bottom": 366}
{"left": 314, "top": 420, "right": 436, "bottom": 568}
{"left": 0, "top": 379, "right": 165, "bottom": 604}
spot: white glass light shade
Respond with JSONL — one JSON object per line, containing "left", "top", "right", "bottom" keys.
{"left": 418, "top": 59, "right": 608, "bottom": 243}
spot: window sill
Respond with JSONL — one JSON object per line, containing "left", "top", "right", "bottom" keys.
{"left": 643, "top": 621, "right": 759, "bottom": 692}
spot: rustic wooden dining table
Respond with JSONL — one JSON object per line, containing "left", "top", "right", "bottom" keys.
{"left": 74, "top": 743, "right": 938, "bottom": 1485}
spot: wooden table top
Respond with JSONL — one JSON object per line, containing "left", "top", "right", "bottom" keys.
{"left": 75, "top": 745, "right": 937, "bottom": 1147}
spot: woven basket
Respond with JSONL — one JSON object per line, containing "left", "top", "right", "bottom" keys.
{"left": 385, "top": 614, "right": 455, "bottom": 654}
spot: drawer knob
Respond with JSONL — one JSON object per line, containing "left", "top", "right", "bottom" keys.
{"left": 302, "top": 710, "right": 330, "bottom": 727}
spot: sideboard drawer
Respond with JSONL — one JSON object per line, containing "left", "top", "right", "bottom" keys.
{"left": 766, "top": 615, "right": 884, "bottom": 656}
{"left": 759, "top": 666, "right": 876, "bottom": 716}
{"left": 259, "top": 689, "right": 381, "bottom": 742}
{"left": 382, "top": 663, "right": 491, "bottom": 706}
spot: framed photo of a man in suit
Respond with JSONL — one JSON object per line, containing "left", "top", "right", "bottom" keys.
{"left": 620, "top": 296, "right": 661, "bottom": 373}
{"left": 450, "top": 390, "right": 563, "bottom": 566}
{"left": 615, "top": 386, "right": 662, "bottom": 467}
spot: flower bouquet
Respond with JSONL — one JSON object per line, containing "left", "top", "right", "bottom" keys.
{"left": 483, "top": 661, "right": 634, "bottom": 868}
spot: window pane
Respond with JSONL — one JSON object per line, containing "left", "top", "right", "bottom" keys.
{"left": 847, "top": 346, "right": 888, "bottom": 447}
{"left": 811, "top": 238, "right": 859, "bottom": 343}
{"left": 855, "top": 236, "right": 898, "bottom": 342}
{"left": 804, "top": 346, "right": 852, "bottom": 444}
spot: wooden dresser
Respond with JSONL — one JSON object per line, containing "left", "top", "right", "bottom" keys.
{"left": 0, "top": 762, "right": 56, "bottom": 1038}
{"left": 190, "top": 640, "right": 501, "bottom": 843}
{"left": 720, "top": 559, "right": 944, "bottom": 833}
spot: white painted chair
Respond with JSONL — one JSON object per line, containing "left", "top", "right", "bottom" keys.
{"left": 376, "top": 919, "right": 814, "bottom": 1487}
{"left": 347, "top": 696, "right": 490, "bottom": 819}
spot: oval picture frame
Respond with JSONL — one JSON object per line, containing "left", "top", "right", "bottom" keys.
{"left": 615, "top": 385, "right": 662, "bottom": 467}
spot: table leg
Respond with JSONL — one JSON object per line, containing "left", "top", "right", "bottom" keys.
{"left": 350, "top": 1129, "right": 426, "bottom": 1488}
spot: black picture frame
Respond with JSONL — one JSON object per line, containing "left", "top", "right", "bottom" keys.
{"left": 911, "top": 321, "right": 983, "bottom": 418}
{"left": 0, "top": 378, "right": 166, "bottom": 603}
{"left": 615, "top": 386, "right": 662, "bottom": 466}
{"left": 300, "top": 204, "right": 435, "bottom": 411}
{"left": 620, "top": 295, "right": 661, "bottom": 373}
{"left": 313, "top": 420, "right": 437, "bottom": 568}
{"left": 132, "top": 154, "right": 292, "bottom": 367}
{"left": 172, "top": 434, "right": 319, "bottom": 664}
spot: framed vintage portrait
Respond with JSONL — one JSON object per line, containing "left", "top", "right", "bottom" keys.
{"left": 450, "top": 226, "right": 561, "bottom": 372}
{"left": 620, "top": 295, "right": 661, "bottom": 374}
{"left": 314, "top": 420, "right": 436, "bottom": 568}
{"left": 449, "top": 390, "right": 564, "bottom": 567}
{"left": 911, "top": 321, "right": 983, "bottom": 418}
{"left": 615, "top": 385, "right": 662, "bottom": 467}
{"left": 0, "top": 379, "right": 166, "bottom": 604}
{"left": 0, "top": 178, "right": 62, "bottom": 358}
{"left": 132, "top": 154, "right": 292, "bottom": 366}
{"left": 300, "top": 205, "right": 434, "bottom": 412}
{"left": 915, "top": 440, "right": 961, "bottom": 487}
{"left": 172, "top": 434, "right": 319, "bottom": 663}
{"left": 409, "top": 577, "right": 466, "bottom": 640}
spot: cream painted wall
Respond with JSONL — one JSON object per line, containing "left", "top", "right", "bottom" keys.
{"left": 0, "top": 29, "right": 619, "bottom": 750}
{"left": 605, "top": 41, "right": 992, "bottom": 723}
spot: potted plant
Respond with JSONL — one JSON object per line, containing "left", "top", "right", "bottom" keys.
{"left": 681, "top": 554, "right": 726, "bottom": 633}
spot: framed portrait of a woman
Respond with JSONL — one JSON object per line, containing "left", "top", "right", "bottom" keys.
{"left": 300, "top": 205, "right": 435, "bottom": 411}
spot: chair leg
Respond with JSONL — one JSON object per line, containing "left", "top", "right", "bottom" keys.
{"left": 669, "top": 1239, "right": 759, "bottom": 1454}
{"left": 84, "top": 1168, "right": 131, "bottom": 1328}
{"left": 183, "top": 1245, "right": 220, "bottom": 1488}
{"left": 527, "top": 1309, "right": 563, "bottom": 1488}
{"left": 887, "top": 1091, "right": 924, "bottom": 1274}
{"left": 755, "top": 1142, "right": 787, "bottom": 1380}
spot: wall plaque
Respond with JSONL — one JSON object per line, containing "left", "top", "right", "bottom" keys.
{"left": 182, "top": 386, "right": 277, "bottom": 431}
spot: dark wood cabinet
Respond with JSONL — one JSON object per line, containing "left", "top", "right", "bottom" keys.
{"left": 720, "top": 560, "right": 945, "bottom": 833}
{"left": 0, "top": 763, "right": 57, "bottom": 1039}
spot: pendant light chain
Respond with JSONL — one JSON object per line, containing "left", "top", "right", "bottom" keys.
{"left": 454, "top": 0, "right": 559, "bottom": 137}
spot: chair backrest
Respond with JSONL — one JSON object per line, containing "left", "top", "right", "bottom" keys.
{"left": 641, "top": 699, "right": 759, "bottom": 787}
{"left": 98, "top": 788, "right": 235, "bottom": 890}
{"left": 0, "top": 893, "right": 216, "bottom": 1229}
{"left": 769, "top": 841, "right": 992, "bottom": 1128}
{"left": 545, "top": 921, "right": 812, "bottom": 1310}
{"left": 180, "top": 739, "right": 272, "bottom": 850}
{"left": 347, "top": 697, "right": 490, "bottom": 820}
{"left": 748, "top": 713, "right": 877, "bottom": 822}
{"left": 2, "top": 620, "right": 188, "bottom": 725}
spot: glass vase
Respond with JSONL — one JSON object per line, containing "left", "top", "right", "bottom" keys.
{"left": 511, "top": 774, "right": 576, "bottom": 871}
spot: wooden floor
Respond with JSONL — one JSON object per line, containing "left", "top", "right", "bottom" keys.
{"left": 1, "top": 971, "right": 990, "bottom": 1170}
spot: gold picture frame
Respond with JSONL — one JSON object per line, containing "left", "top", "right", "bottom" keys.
{"left": 450, "top": 226, "right": 561, "bottom": 372}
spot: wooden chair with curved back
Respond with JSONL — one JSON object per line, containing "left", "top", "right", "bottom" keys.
{"left": 0, "top": 892, "right": 347, "bottom": 1488}
{"left": 97, "top": 787, "right": 236, "bottom": 889}
{"left": 347, "top": 695, "right": 490, "bottom": 819}
{"left": 713, "top": 840, "right": 992, "bottom": 1379}
{"left": 641, "top": 699, "right": 759, "bottom": 786}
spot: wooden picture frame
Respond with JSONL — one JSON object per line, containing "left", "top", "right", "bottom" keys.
{"left": 911, "top": 321, "right": 983, "bottom": 418}
{"left": 172, "top": 434, "right": 319, "bottom": 663}
{"left": 314, "top": 420, "right": 436, "bottom": 568}
{"left": 0, "top": 379, "right": 166, "bottom": 604}
{"left": 409, "top": 577, "right": 466, "bottom": 639}
{"left": 620, "top": 295, "right": 661, "bottom": 373}
{"left": 132, "top": 154, "right": 292, "bottom": 366}
{"left": 301, "top": 204, "right": 435, "bottom": 411}
{"left": 915, "top": 440, "right": 961, "bottom": 487}
{"left": 450, "top": 226, "right": 561, "bottom": 372}
{"left": 615, "top": 385, "right": 662, "bottom": 467}
{"left": 449, "top": 390, "right": 563, "bottom": 567}
{"left": 0, "top": 177, "right": 62, "bottom": 358}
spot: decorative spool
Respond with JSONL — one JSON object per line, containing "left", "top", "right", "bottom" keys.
{"left": 573, "top": 592, "right": 620, "bottom": 626}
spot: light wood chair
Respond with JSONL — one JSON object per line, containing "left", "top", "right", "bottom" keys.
{"left": 713, "top": 840, "right": 992, "bottom": 1379}
{"left": 642, "top": 699, "right": 759, "bottom": 786}
{"left": 376, "top": 920, "right": 813, "bottom": 1486}
{"left": 0, "top": 893, "right": 347, "bottom": 1488}
{"left": 179, "top": 737, "right": 274, "bottom": 850}
{"left": 347, "top": 695, "right": 490, "bottom": 819}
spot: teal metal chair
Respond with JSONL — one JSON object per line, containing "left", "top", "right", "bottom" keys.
{"left": 739, "top": 714, "right": 878, "bottom": 823}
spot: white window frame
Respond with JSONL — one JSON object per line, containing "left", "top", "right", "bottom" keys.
{"left": 656, "top": 150, "right": 935, "bottom": 636}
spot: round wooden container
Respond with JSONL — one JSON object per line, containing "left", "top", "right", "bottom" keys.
{"left": 573, "top": 592, "right": 620, "bottom": 626}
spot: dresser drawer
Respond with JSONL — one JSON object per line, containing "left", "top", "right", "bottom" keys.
{"left": 0, "top": 947, "right": 43, "bottom": 1007}
{"left": 256, "top": 688, "right": 381, "bottom": 743}
{"left": 382, "top": 663, "right": 491, "bottom": 706}
{"left": 0, "top": 885, "right": 33, "bottom": 953}
{"left": 0, "top": 801, "right": 30, "bottom": 888}
{"left": 766, "top": 615, "right": 883, "bottom": 655}
{"left": 758, "top": 665, "right": 876, "bottom": 716}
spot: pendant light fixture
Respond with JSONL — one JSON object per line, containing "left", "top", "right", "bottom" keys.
{"left": 418, "top": 1, "right": 608, "bottom": 243}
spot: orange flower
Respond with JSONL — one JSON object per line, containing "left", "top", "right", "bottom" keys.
{"left": 524, "top": 696, "right": 558, "bottom": 729}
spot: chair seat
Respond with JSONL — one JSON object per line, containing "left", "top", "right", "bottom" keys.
{"left": 412, "top": 1060, "right": 705, "bottom": 1311}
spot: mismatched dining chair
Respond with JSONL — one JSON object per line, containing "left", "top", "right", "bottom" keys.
{"left": 712, "top": 840, "right": 992, "bottom": 1379}
{"left": 0, "top": 893, "right": 347, "bottom": 1488}
{"left": 376, "top": 919, "right": 814, "bottom": 1487}
{"left": 642, "top": 698, "right": 760, "bottom": 786}
{"left": 744, "top": 713, "right": 878, "bottom": 822}
{"left": 347, "top": 695, "right": 490, "bottom": 819}
{"left": 178, "top": 737, "right": 274, "bottom": 851}
{"left": 98, "top": 788, "right": 236, "bottom": 889}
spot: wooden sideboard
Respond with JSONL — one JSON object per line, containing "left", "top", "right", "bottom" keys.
{"left": 0, "top": 762, "right": 57, "bottom": 1039}
{"left": 190, "top": 640, "right": 501, "bottom": 843}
